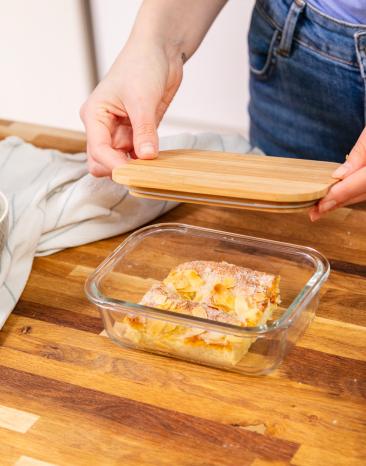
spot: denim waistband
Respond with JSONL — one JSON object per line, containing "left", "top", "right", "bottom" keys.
{"left": 256, "top": 0, "right": 366, "bottom": 68}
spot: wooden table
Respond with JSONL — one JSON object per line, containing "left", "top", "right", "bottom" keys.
{"left": 0, "top": 120, "right": 365, "bottom": 466}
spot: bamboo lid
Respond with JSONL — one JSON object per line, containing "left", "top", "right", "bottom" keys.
{"left": 112, "top": 150, "right": 340, "bottom": 212}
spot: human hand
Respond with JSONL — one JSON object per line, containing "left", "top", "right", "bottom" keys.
{"left": 80, "top": 41, "right": 183, "bottom": 176}
{"left": 309, "top": 127, "right": 366, "bottom": 221}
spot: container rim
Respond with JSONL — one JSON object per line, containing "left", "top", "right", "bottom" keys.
{"left": 85, "top": 222, "right": 330, "bottom": 336}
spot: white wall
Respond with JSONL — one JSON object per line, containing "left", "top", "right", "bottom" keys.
{"left": 90, "top": 0, "right": 255, "bottom": 136}
{"left": 0, "top": 0, "right": 94, "bottom": 130}
{"left": 0, "top": 0, "right": 255, "bottom": 135}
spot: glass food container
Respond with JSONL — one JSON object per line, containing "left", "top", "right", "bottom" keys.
{"left": 85, "top": 223, "right": 329, "bottom": 375}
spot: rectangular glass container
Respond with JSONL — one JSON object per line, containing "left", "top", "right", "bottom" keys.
{"left": 85, "top": 223, "right": 329, "bottom": 375}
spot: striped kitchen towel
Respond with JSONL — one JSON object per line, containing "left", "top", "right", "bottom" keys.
{"left": 0, "top": 132, "right": 255, "bottom": 328}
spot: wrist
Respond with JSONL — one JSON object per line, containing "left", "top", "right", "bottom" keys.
{"left": 129, "top": 23, "right": 186, "bottom": 64}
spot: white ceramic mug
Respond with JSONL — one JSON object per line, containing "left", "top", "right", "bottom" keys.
{"left": 0, "top": 191, "right": 9, "bottom": 255}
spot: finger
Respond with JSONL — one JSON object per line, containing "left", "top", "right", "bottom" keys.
{"left": 317, "top": 167, "right": 366, "bottom": 214}
{"left": 126, "top": 101, "right": 159, "bottom": 159}
{"left": 308, "top": 205, "right": 321, "bottom": 222}
{"left": 87, "top": 155, "right": 112, "bottom": 178}
{"left": 341, "top": 192, "right": 366, "bottom": 207}
{"left": 84, "top": 116, "right": 128, "bottom": 170}
{"left": 111, "top": 123, "right": 133, "bottom": 152}
{"left": 332, "top": 127, "right": 366, "bottom": 179}
{"left": 309, "top": 190, "right": 366, "bottom": 221}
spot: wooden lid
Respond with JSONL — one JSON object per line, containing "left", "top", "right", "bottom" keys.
{"left": 112, "top": 149, "right": 340, "bottom": 206}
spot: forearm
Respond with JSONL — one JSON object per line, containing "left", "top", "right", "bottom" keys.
{"left": 129, "top": 0, "right": 227, "bottom": 60}
{"left": 82, "top": 0, "right": 227, "bottom": 173}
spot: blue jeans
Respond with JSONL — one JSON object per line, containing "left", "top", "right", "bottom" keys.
{"left": 248, "top": 0, "right": 366, "bottom": 163}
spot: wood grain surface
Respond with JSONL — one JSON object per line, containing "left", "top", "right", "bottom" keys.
{"left": 112, "top": 149, "right": 340, "bottom": 203}
{"left": 0, "top": 121, "right": 365, "bottom": 466}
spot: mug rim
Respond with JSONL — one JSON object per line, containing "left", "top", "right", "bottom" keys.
{"left": 0, "top": 191, "right": 9, "bottom": 224}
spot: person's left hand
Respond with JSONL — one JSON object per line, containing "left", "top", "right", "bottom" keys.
{"left": 309, "top": 127, "right": 366, "bottom": 221}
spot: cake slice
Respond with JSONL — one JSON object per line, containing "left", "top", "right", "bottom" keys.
{"left": 122, "top": 261, "right": 280, "bottom": 367}
{"left": 163, "top": 261, "right": 280, "bottom": 326}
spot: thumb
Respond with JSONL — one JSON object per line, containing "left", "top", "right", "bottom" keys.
{"left": 127, "top": 103, "right": 159, "bottom": 160}
{"left": 332, "top": 127, "right": 366, "bottom": 179}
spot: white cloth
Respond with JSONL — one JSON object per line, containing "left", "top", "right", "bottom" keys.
{"left": 0, "top": 133, "right": 255, "bottom": 328}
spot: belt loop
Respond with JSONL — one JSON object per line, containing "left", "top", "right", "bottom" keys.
{"left": 277, "top": 0, "right": 306, "bottom": 57}
{"left": 355, "top": 32, "right": 366, "bottom": 121}
{"left": 355, "top": 32, "right": 366, "bottom": 80}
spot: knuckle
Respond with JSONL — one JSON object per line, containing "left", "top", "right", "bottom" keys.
{"left": 352, "top": 145, "right": 364, "bottom": 161}
{"left": 350, "top": 140, "right": 366, "bottom": 164}
{"left": 89, "top": 167, "right": 99, "bottom": 177}
{"left": 92, "top": 145, "right": 106, "bottom": 162}
{"left": 88, "top": 162, "right": 101, "bottom": 177}
{"left": 87, "top": 155, "right": 99, "bottom": 176}
{"left": 80, "top": 101, "right": 96, "bottom": 123}
{"left": 358, "top": 140, "right": 366, "bottom": 162}
{"left": 79, "top": 102, "right": 88, "bottom": 120}
{"left": 80, "top": 98, "right": 97, "bottom": 122}
{"left": 332, "top": 186, "right": 350, "bottom": 205}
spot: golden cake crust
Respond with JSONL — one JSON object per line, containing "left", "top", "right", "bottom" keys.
{"left": 140, "top": 282, "right": 242, "bottom": 326}
{"left": 121, "top": 260, "right": 281, "bottom": 367}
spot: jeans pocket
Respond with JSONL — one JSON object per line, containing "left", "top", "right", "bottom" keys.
{"left": 248, "top": 6, "right": 280, "bottom": 79}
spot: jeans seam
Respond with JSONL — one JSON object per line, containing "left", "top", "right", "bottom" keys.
{"left": 255, "top": 2, "right": 282, "bottom": 31}
{"left": 250, "top": 29, "right": 280, "bottom": 76}
{"left": 254, "top": 1, "right": 358, "bottom": 68}
{"left": 293, "top": 38, "right": 358, "bottom": 68}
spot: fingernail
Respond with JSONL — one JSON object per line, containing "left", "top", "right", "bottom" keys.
{"left": 139, "top": 143, "right": 155, "bottom": 157}
{"left": 333, "top": 161, "right": 350, "bottom": 179}
{"left": 309, "top": 210, "right": 316, "bottom": 222}
{"left": 318, "top": 199, "right": 337, "bottom": 213}
{"left": 309, "top": 206, "right": 320, "bottom": 222}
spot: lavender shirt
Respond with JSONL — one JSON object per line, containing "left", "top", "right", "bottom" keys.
{"left": 309, "top": 0, "right": 366, "bottom": 25}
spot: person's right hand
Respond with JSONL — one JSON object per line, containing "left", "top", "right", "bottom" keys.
{"left": 80, "top": 41, "right": 183, "bottom": 177}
